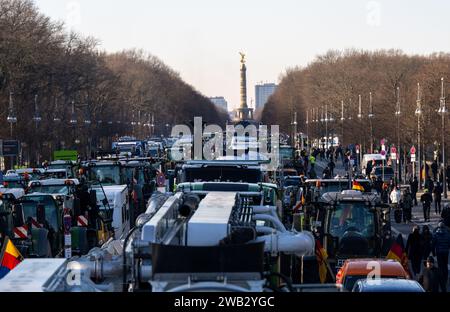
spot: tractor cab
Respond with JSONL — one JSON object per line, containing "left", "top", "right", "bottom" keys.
{"left": 2, "top": 175, "right": 27, "bottom": 190}
{"left": 46, "top": 160, "right": 78, "bottom": 178}
{"left": 313, "top": 190, "right": 391, "bottom": 273}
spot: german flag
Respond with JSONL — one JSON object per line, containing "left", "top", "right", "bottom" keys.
{"left": 352, "top": 180, "right": 365, "bottom": 192}
{"left": 315, "top": 240, "right": 329, "bottom": 283}
{"left": 386, "top": 234, "right": 410, "bottom": 275}
{"left": 0, "top": 237, "right": 23, "bottom": 279}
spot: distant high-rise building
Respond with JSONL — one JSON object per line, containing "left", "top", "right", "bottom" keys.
{"left": 209, "top": 97, "right": 229, "bottom": 111}
{"left": 255, "top": 83, "right": 277, "bottom": 109}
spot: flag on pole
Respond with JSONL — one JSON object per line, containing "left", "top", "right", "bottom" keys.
{"left": 352, "top": 180, "right": 365, "bottom": 192}
{"left": 0, "top": 237, "right": 24, "bottom": 279}
{"left": 386, "top": 234, "right": 410, "bottom": 275}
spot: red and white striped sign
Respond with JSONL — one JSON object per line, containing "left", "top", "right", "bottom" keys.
{"left": 77, "top": 215, "right": 88, "bottom": 227}
{"left": 13, "top": 225, "right": 29, "bottom": 239}
{"left": 30, "top": 218, "right": 42, "bottom": 229}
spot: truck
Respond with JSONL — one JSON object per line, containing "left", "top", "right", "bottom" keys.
{"left": 0, "top": 191, "right": 317, "bottom": 292}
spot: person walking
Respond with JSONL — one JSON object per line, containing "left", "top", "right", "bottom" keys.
{"left": 328, "top": 159, "right": 335, "bottom": 177}
{"left": 418, "top": 256, "right": 442, "bottom": 292}
{"left": 381, "top": 183, "right": 389, "bottom": 204}
{"left": 433, "top": 182, "right": 443, "bottom": 215}
{"left": 420, "top": 189, "right": 433, "bottom": 222}
{"left": 390, "top": 186, "right": 401, "bottom": 207}
{"left": 431, "top": 160, "right": 438, "bottom": 182}
{"left": 442, "top": 204, "right": 450, "bottom": 228}
{"left": 402, "top": 189, "right": 413, "bottom": 224}
{"left": 425, "top": 177, "right": 434, "bottom": 194}
{"left": 421, "top": 225, "right": 433, "bottom": 261}
{"left": 446, "top": 165, "right": 450, "bottom": 191}
{"left": 406, "top": 226, "right": 423, "bottom": 276}
{"left": 432, "top": 222, "right": 450, "bottom": 292}
{"left": 410, "top": 176, "right": 419, "bottom": 206}
{"left": 322, "top": 166, "right": 331, "bottom": 179}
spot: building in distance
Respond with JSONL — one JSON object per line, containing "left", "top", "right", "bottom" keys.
{"left": 209, "top": 96, "right": 229, "bottom": 112}
{"left": 255, "top": 83, "right": 277, "bottom": 110}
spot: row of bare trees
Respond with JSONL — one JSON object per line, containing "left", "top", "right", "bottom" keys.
{"left": 0, "top": 0, "right": 227, "bottom": 164}
{"left": 261, "top": 49, "right": 450, "bottom": 160}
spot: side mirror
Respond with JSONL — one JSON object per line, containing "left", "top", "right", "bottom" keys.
{"left": 36, "top": 203, "right": 46, "bottom": 224}
{"left": 12, "top": 204, "right": 25, "bottom": 227}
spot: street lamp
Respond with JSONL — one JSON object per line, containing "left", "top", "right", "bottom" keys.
{"left": 358, "top": 95, "right": 363, "bottom": 169}
{"left": 70, "top": 101, "right": 78, "bottom": 125}
{"left": 306, "top": 110, "right": 309, "bottom": 149}
{"left": 368, "top": 92, "right": 375, "bottom": 153}
{"left": 32, "top": 94, "right": 42, "bottom": 128}
{"left": 324, "top": 104, "right": 329, "bottom": 149}
{"left": 291, "top": 112, "right": 298, "bottom": 149}
{"left": 32, "top": 95, "right": 42, "bottom": 165}
{"left": 395, "top": 87, "right": 401, "bottom": 182}
{"left": 341, "top": 100, "right": 345, "bottom": 146}
{"left": 7, "top": 91, "right": 17, "bottom": 138}
{"left": 415, "top": 83, "right": 423, "bottom": 188}
{"left": 437, "top": 77, "right": 448, "bottom": 198}
{"left": 53, "top": 98, "right": 61, "bottom": 123}
{"left": 165, "top": 123, "right": 170, "bottom": 136}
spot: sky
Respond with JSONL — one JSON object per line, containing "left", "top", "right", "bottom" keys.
{"left": 34, "top": 0, "right": 450, "bottom": 111}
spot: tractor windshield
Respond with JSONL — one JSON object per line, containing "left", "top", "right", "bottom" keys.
{"left": 21, "top": 197, "right": 59, "bottom": 231}
{"left": 329, "top": 202, "right": 375, "bottom": 239}
{"left": 89, "top": 166, "right": 122, "bottom": 185}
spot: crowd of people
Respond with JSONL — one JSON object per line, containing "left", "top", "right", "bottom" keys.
{"left": 293, "top": 144, "right": 358, "bottom": 180}
{"left": 406, "top": 223, "right": 450, "bottom": 292}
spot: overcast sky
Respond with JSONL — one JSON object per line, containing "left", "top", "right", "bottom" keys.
{"left": 34, "top": 0, "right": 450, "bottom": 111}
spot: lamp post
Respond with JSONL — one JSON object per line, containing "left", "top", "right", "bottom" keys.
{"left": 324, "top": 105, "right": 329, "bottom": 149}
{"left": 53, "top": 98, "right": 61, "bottom": 123}
{"left": 358, "top": 95, "right": 363, "bottom": 170}
{"left": 415, "top": 83, "right": 423, "bottom": 189}
{"left": 320, "top": 106, "right": 325, "bottom": 149}
{"left": 341, "top": 100, "right": 345, "bottom": 146}
{"left": 291, "top": 112, "right": 298, "bottom": 149}
{"left": 368, "top": 92, "right": 374, "bottom": 153}
{"left": 329, "top": 105, "right": 335, "bottom": 149}
{"left": 306, "top": 109, "right": 309, "bottom": 150}
{"left": 395, "top": 87, "right": 401, "bottom": 183}
{"left": 165, "top": 123, "right": 170, "bottom": 137}
{"left": 32, "top": 95, "right": 42, "bottom": 164}
{"left": 70, "top": 101, "right": 78, "bottom": 150}
{"left": 438, "top": 77, "right": 448, "bottom": 198}
{"left": 7, "top": 91, "right": 17, "bottom": 139}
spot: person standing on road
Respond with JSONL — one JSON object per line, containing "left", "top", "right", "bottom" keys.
{"left": 322, "top": 166, "right": 331, "bottom": 179}
{"left": 402, "top": 189, "right": 413, "bottom": 224}
{"left": 420, "top": 189, "right": 433, "bottom": 222}
{"left": 442, "top": 204, "right": 450, "bottom": 228}
{"left": 418, "top": 256, "right": 442, "bottom": 292}
{"left": 381, "top": 183, "right": 389, "bottom": 204}
{"left": 446, "top": 165, "right": 450, "bottom": 191}
{"left": 410, "top": 176, "right": 419, "bottom": 206}
{"left": 406, "top": 226, "right": 423, "bottom": 276}
{"left": 390, "top": 186, "right": 401, "bottom": 208}
{"left": 425, "top": 177, "right": 434, "bottom": 194}
{"left": 422, "top": 225, "right": 433, "bottom": 260}
{"left": 432, "top": 222, "right": 450, "bottom": 292}
{"left": 328, "top": 159, "right": 335, "bottom": 177}
{"left": 433, "top": 182, "right": 443, "bottom": 215}
{"left": 431, "top": 160, "right": 438, "bottom": 182}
